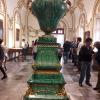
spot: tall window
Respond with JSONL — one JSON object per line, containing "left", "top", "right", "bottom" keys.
{"left": 0, "top": 20, "right": 3, "bottom": 39}
{"left": 94, "top": 18, "right": 100, "bottom": 42}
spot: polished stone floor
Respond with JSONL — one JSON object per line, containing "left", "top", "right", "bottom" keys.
{"left": 0, "top": 56, "right": 100, "bottom": 100}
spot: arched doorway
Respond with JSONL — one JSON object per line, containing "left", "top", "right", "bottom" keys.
{"left": 51, "top": 20, "right": 68, "bottom": 47}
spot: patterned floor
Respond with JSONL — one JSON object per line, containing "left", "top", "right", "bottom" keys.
{"left": 0, "top": 57, "right": 100, "bottom": 100}
{"left": 61, "top": 59, "right": 100, "bottom": 100}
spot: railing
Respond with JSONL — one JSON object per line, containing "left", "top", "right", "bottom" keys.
{"left": 8, "top": 48, "right": 22, "bottom": 61}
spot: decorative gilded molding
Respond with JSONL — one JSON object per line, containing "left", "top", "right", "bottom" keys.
{"left": 76, "top": 0, "right": 84, "bottom": 11}
{"left": 17, "top": 0, "right": 26, "bottom": 9}
{"left": 7, "top": 14, "right": 13, "bottom": 30}
{"left": 93, "top": 0, "right": 100, "bottom": 16}
{"left": 69, "top": 7, "right": 76, "bottom": 14}
{"left": 98, "top": 4, "right": 100, "bottom": 12}
{"left": 0, "top": 1, "right": 6, "bottom": 15}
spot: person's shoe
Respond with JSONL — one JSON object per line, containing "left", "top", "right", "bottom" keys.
{"left": 93, "top": 87, "right": 99, "bottom": 90}
{"left": 86, "top": 82, "right": 92, "bottom": 86}
{"left": 1, "top": 75, "right": 7, "bottom": 80}
{"left": 79, "top": 83, "right": 83, "bottom": 87}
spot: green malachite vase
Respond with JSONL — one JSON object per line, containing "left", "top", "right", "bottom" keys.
{"left": 32, "top": 0, "right": 67, "bottom": 34}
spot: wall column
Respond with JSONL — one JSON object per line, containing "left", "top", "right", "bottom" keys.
{"left": 25, "top": 9, "right": 29, "bottom": 42}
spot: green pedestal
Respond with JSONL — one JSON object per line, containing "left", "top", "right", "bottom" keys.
{"left": 24, "top": 36, "right": 70, "bottom": 100}
{"left": 24, "top": 0, "right": 70, "bottom": 99}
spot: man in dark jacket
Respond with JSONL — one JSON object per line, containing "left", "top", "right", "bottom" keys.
{"left": 63, "top": 41, "right": 71, "bottom": 64}
{"left": 0, "top": 39, "right": 7, "bottom": 80}
{"left": 79, "top": 38, "right": 93, "bottom": 87}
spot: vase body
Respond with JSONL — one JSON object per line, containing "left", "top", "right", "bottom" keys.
{"left": 32, "top": 0, "right": 67, "bottom": 34}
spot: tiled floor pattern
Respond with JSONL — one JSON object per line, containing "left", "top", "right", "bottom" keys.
{"left": 0, "top": 57, "right": 100, "bottom": 100}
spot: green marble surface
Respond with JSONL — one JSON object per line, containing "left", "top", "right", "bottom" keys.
{"left": 24, "top": 95, "right": 69, "bottom": 100}
{"left": 32, "top": 0, "right": 67, "bottom": 34}
{"left": 27, "top": 73, "right": 65, "bottom": 85}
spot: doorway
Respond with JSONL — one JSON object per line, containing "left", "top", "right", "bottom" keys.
{"left": 52, "top": 28, "right": 64, "bottom": 47}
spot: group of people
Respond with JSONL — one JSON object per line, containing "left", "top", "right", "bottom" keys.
{"left": 0, "top": 37, "right": 100, "bottom": 93}
{"left": 62, "top": 37, "right": 100, "bottom": 93}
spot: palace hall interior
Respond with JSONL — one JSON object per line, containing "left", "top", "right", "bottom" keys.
{"left": 0, "top": 0, "right": 100, "bottom": 100}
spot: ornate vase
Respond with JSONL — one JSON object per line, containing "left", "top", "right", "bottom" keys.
{"left": 32, "top": 0, "right": 67, "bottom": 34}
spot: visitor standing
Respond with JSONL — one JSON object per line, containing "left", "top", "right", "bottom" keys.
{"left": 79, "top": 38, "right": 93, "bottom": 87}
{"left": 76, "top": 37, "right": 83, "bottom": 71}
{"left": 2, "top": 42, "right": 8, "bottom": 71}
{"left": 0, "top": 39, "right": 7, "bottom": 80}
{"left": 63, "top": 41, "right": 71, "bottom": 64}
{"left": 93, "top": 42, "right": 100, "bottom": 93}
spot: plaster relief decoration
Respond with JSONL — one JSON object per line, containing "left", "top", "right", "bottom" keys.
{"left": 98, "top": 5, "right": 100, "bottom": 12}
{"left": 96, "top": 3, "right": 100, "bottom": 14}
{"left": 76, "top": 0, "right": 84, "bottom": 11}
{"left": 0, "top": 1, "right": 4, "bottom": 12}
{"left": 17, "top": 0, "right": 25, "bottom": 8}
{"left": 7, "top": 15, "right": 13, "bottom": 30}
